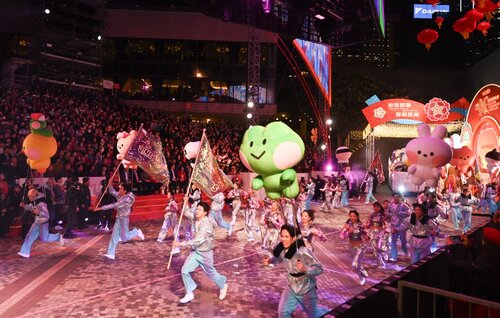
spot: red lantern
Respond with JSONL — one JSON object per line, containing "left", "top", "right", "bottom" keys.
{"left": 426, "top": 0, "right": 440, "bottom": 7}
{"left": 453, "top": 18, "right": 476, "bottom": 40}
{"left": 477, "top": 21, "right": 491, "bottom": 36}
{"left": 475, "top": 0, "right": 498, "bottom": 21}
{"left": 417, "top": 29, "right": 439, "bottom": 50}
{"left": 464, "top": 9, "right": 484, "bottom": 22}
{"left": 435, "top": 16, "right": 444, "bottom": 29}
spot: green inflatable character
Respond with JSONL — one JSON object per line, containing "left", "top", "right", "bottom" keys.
{"left": 239, "top": 122, "right": 305, "bottom": 199}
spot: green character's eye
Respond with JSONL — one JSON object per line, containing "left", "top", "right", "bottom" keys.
{"left": 262, "top": 139, "right": 267, "bottom": 145}
{"left": 250, "top": 141, "right": 254, "bottom": 147}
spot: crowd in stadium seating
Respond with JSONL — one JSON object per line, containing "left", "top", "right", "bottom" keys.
{"left": 0, "top": 86, "right": 321, "bottom": 196}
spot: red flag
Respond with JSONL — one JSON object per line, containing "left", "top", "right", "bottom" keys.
{"left": 370, "top": 151, "right": 385, "bottom": 184}
{"left": 191, "top": 132, "right": 233, "bottom": 196}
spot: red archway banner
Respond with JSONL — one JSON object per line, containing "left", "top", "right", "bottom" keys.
{"left": 362, "top": 98, "right": 466, "bottom": 128}
{"left": 465, "top": 84, "right": 500, "bottom": 170}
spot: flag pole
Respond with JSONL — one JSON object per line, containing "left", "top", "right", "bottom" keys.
{"left": 167, "top": 129, "right": 206, "bottom": 270}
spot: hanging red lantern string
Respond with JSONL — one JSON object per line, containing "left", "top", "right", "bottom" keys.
{"left": 417, "top": 29, "right": 439, "bottom": 50}
{"left": 475, "top": 0, "right": 499, "bottom": 21}
{"left": 453, "top": 18, "right": 476, "bottom": 40}
{"left": 477, "top": 21, "right": 491, "bottom": 36}
{"left": 426, "top": 0, "right": 440, "bottom": 7}
{"left": 435, "top": 16, "right": 444, "bottom": 29}
{"left": 464, "top": 9, "right": 484, "bottom": 22}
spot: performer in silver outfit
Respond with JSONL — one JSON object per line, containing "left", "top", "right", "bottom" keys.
{"left": 261, "top": 200, "right": 284, "bottom": 254}
{"left": 365, "top": 201, "right": 391, "bottom": 268}
{"left": 18, "top": 189, "right": 64, "bottom": 258}
{"left": 300, "top": 209, "right": 326, "bottom": 252}
{"left": 388, "top": 193, "right": 410, "bottom": 262}
{"left": 402, "top": 203, "right": 438, "bottom": 263}
{"left": 281, "top": 197, "right": 299, "bottom": 226}
{"left": 94, "top": 183, "right": 144, "bottom": 260}
{"left": 320, "top": 181, "right": 334, "bottom": 212}
{"left": 174, "top": 201, "right": 228, "bottom": 304}
{"left": 455, "top": 186, "right": 479, "bottom": 233}
{"left": 157, "top": 192, "right": 178, "bottom": 243}
{"left": 228, "top": 183, "right": 246, "bottom": 227}
{"left": 266, "top": 224, "right": 323, "bottom": 318}
{"left": 340, "top": 210, "right": 369, "bottom": 285}
{"left": 447, "top": 187, "right": 462, "bottom": 230}
{"left": 245, "top": 190, "right": 262, "bottom": 242}
{"left": 183, "top": 185, "right": 201, "bottom": 241}
{"left": 210, "top": 191, "right": 232, "bottom": 235}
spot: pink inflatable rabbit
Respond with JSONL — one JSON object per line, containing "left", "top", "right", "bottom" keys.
{"left": 406, "top": 124, "right": 452, "bottom": 187}
{"left": 116, "top": 130, "right": 138, "bottom": 170}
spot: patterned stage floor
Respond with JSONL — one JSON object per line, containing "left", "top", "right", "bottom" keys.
{"left": 0, "top": 195, "right": 489, "bottom": 318}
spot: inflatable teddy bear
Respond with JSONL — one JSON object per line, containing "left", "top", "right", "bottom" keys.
{"left": 239, "top": 122, "right": 305, "bottom": 199}
{"left": 22, "top": 113, "right": 57, "bottom": 173}
{"left": 116, "top": 130, "right": 138, "bottom": 169}
{"left": 184, "top": 141, "right": 201, "bottom": 168}
{"left": 406, "top": 124, "right": 452, "bottom": 187}
{"left": 450, "top": 146, "right": 475, "bottom": 177}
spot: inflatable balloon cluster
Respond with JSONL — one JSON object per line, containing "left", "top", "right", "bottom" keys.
{"left": 406, "top": 124, "right": 452, "bottom": 187}
{"left": 239, "top": 122, "right": 305, "bottom": 199}
{"left": 22, "top": 113, "right": 57, "bottom": 173}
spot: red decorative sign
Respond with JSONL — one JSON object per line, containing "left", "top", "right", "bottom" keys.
{"left": 362, "top": 98, "right": 465, "bottom": 128}
{"left": 466, "top": 84, "right": 500, "bottom": 171}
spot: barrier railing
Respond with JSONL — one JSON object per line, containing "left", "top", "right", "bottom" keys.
{"left": 397, "top": 280, "right": 500, "bottom": 318}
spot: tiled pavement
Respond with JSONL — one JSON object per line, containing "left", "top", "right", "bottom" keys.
{"left": 0, "top": 194, "right": 489, "bottom": 318}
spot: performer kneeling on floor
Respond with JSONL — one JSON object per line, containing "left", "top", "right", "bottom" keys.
{"left": 174, "top": 201, "right": 229, "bottom": 304}
{"left": 265, "top": 224, "right": 323, "bottom": 318}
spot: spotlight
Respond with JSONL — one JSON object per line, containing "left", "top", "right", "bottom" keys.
{"left": 247, "top": 101, "right": 254, "bottom": 108}
{"left": 321, "top": 144, "right": 327, "bottom": 150}
{"left": 97, "top": 35, "right": 102, "bottom": 41}
{"left": 44, "top": 8, "right": 51, "bottom": 14}
{"left": 326, "top": 118, "right": 332, "bottom": 125}
{"left": 326, "top": 164, "right": 333, "bottom": 171}
{"left": 247, "top": 113, "right": 253, "bottom": 119}
{"left": 398, "top": 185, "right": 405, "bottom": 193}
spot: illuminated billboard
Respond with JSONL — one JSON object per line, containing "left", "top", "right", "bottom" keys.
{"left": 292, "top": 39, "right": 332, "bottom": 106}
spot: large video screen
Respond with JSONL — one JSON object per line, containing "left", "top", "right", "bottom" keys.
{"left": 292, "top": 39, "right": 332, "bottom": 106}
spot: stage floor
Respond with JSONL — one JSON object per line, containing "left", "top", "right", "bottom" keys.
{"left": 0, "top": 196, "right": 489, "bottom": 318}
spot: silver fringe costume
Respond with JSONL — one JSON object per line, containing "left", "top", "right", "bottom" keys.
{"left": 365, "top": 210, "right": 391, "bottom": 267}
{"left": 320, "top": 184, "right": 334, "bottom": 212}
{"left": 300, "top": 222, "right": 327, "bottom": 252}
{"left": 281, "top": 198, "right": 298, "bottom": 226}
{"left": 402, "top": 213, "right": 438, "bottom": 263}
{"left": 158, "top": 199, "right": 179, "bottom": 242}
{"left": 261, "top": 209, "right": 283, "bottom": 252}
{"left": 340, "top": 220, "right": 368, "bottom": 284}
{"left": 245, "top": 195, "right": 261, "bottom": 241}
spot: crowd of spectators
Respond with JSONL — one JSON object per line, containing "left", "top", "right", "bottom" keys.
{"left": 0, "top": 85, "right": 322, "bottom": 199}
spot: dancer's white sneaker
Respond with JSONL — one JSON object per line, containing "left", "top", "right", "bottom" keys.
{"left": 104, "top": 254, "right": 115, "bottom": 260}
{"left": 359, "top": 277, "right": 366, "bottom": 285}
{"left": 137, "top": 229, "right": 145, "bottom": 240}
{"left": 219, "top": 284, "right": 228, "bottom": 300}
{"left": 59, "top": 235, "right": 65, "bottom": 247}
{"left": 228, "top": 225, "right": 233, "bottom": 236}
{"left": 172, "top": 247, "right": 180, "bottom": 255}
{"left": 18, "top": 252, "right": 30, "bottom": 258}
{"left": 180, "top": 292, "right": 194, "bottom": 304}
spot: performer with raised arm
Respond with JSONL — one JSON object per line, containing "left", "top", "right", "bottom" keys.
{"left": 282, "top": 197, "right": 298, "bottom": 226}
{"left": 455, "top": 186, "right": 479, "bottom": 233}
{"left": 340, "top": 210, "right": 369, "bottom": 285}
{"left": 210, "top": 191, "right": 232, "bottom": 235}
{"left": 403, "top": 203, "right": 438, "bottom": 263}
{"left": 227, "top": 183, "right": 246, "bottom": 227}
{"left": 365, "top": 201, "right": 391, "bottom": 268}
{"left": 300, "top": 209, "right": 326, "bottom": 252}
{"left": 94, "top": 182, "right": 144, "bottom": 260}
{"left": 173, "top": 202, "right": 228, "bottom": 304}
{"left": 18, "top": 189, "right": 64, "bottom": 258}
{"left": 265, "top": 224, "right": 323, "bottom": 318}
